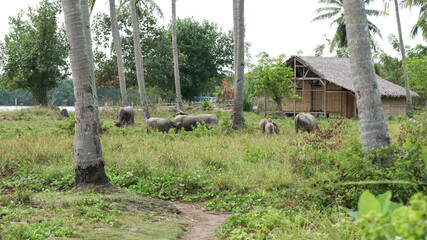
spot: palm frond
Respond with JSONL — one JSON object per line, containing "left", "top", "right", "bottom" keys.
{"left": 335, "top": 23, "right": 347, "bottom": 48}
{"left": 317, "top": 0, "right": 343, "bottom": 7}
{"left": 117, "top": 0, "right": 164, "bottom": 19}
{"left": 314, "top": 7, "right": 341, "bottom": 14}
{"left": 329, "top": 35, "right": 338, "bottom": 53}
{"left": 88, "top": 0, "right": 96, "bottom": 15}
{"left": 401, "top": 0, "right": 425, "bottom": 9}
{"left": 367, "top": 21, "right": 382, "bottom": 38}
{"left": 330, "top": 15, "right": 344, "bottom": 26}
{"left": 311, "top": 10, "right": 341, "bottom": 22}
{"left": 137, "top": 0, "right": 164, "bottom": 19}
{"left": 410, "top": 16, "right": 426, "bottom": 38}
{"left": 365, "top": 9, "right": 385, "bottom": 17}
{"left": 410, "top": 23, "right": 420, "bottom": 38}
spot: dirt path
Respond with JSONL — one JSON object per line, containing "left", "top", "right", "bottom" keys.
{"left": 173, "top": 202, "right": 231, "bottom": 240}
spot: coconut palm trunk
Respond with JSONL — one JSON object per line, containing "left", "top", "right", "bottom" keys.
{"left": 62, "top": 0, "right": 110, "bottom": 189}
{"left": 110, "top": 0, "right": 129, "bottom": 107}
{"left": 171, "top": 0, "right": 184, "bottom": 112}
{"left": 129, "top": 0, "right": 151, "bottom": 121}
{"left": 393, "top": 0, "right": 413, "bottom": 114}
{"left": 232, "top": 0, "right": 245, "bottom": 131}
{"left": 342, "top": 0, "right": 391, "bottom": 156}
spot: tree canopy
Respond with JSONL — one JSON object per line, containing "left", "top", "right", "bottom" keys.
{"left": 312, "top": 0, "right": 383, "bottom": 52}
{"left": 92, "top": 8, "right": 234, "bottom": 100}
{"left": 248, "top": 53, "right": 296, "bottom": 116}
{"left": 0, "top": 0, "right": 68, "bottom": 106}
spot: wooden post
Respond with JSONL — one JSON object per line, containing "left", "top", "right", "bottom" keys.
{"left": 324, "top": 81, "right": 327, "bottom": 118}
{"left": 293, "top": 58, "right": 296, "bottom": 117}
{"left": 310, "top": 81, "right": 313, "bottom": 112}
{"left": 302, "top": 69, "right": 305, "bottom": 112}
{"left": 340, "top": 87, "right": 343, "bottom": 118}
{"left": 346, "top": 93, "right": 348, "bottom": 118}
{"left": 264, "top": 95, "right": 267, "bottom": 117}
{"left": 354, "top": 95, "right": 357, "bottom": 118}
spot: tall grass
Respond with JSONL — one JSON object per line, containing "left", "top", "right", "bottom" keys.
{"left": 1, "top": 106, "right": 425, "bottom": 239}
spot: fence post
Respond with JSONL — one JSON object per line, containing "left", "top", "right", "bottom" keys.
{"left": 264, "top": 95, "right": 267, "bottom": 117}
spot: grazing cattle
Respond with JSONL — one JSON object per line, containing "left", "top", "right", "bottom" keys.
{"left": 174, "top": 112, "right": 218, "bottom": 126}
{"left": 294, "top": 113, "right": 320, "bottom": 133}
{"left": 259, "top": 119, "right": 268, "bottom": 133}
{"left": 173, "top": 115, "right": 205, "bottom": 133}
{"left": 146, "top": 118, "right": 177, "bottom": 133}
{"left": 115, "top": 106, "right": 135, "bottom": 127}
{"left": 60, "top": 109, "right": 70, "bottom": 118}
{"left": 193, "top": 114, "right": 218, "bottom": 125}
{"left": 260, "top": 119, "right": 279, "bottom": 134}
{"left": 265, "top": 121, "right": 280, "bottom": 135}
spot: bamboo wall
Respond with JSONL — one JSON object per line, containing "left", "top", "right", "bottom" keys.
{"left": 282, "top": 80, "right": 406, "bottom": 118}
{"left": 381, "top": 97, "right": 406, "bottom": 117}
{"left": 282, "top": 80, "right": 351, "bottom": 116}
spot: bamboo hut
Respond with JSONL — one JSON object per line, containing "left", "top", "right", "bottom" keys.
{"left": 283, "top": 56, "right": 419, "bottom": 118}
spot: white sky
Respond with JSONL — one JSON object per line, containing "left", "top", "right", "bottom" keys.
{"left": 0, "top": 0, "right": 425, "bottom": 64}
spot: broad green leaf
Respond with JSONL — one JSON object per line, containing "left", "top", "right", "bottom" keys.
{"left": 358, "top": 190, "right": 381, "bottom": 216}
{"left": 377, "top": 191, "right": 392, "bottom": 215}
{"left": 388, "top": 201, "right": 402, "bottom": 214}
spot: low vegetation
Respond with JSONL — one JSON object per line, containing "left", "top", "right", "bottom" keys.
{"left": 0, "top": 106, "right": 425, "bottom": 239}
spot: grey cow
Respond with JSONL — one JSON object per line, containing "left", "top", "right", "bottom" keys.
{"left": 173, "top": 115, "right": 206, "bottom": 133}
{"left": 115, "top": 106, "right": 135, "bottom": 127}
{"left": 294, "top": 113, "right": 320, "bottom": 133}
{"left": 146, "top": 118, "right": 177, "bottom": 133}
{"left": 174, "top": 111, "right": 218, "bottom": 126}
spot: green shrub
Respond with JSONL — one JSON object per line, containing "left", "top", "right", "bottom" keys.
{"left": 54, "top": 112, "right": 75, "bottom": 134}
{"left": 348, "top": 190, "right": 427, "bottom": 240}
{"left": 201, "top": 100, "right": 213, "bottom": 111}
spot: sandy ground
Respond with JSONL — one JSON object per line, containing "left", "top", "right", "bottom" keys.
{"left": 173, "top": 202, "right": 231, "bottom": 240}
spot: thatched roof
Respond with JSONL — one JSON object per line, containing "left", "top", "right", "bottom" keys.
{"left": 287, "top": 56, "right": 418, "bottom": 97}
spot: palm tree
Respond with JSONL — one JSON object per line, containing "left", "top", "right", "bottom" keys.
{"left": 62, "top": 0, "right": 111, "bottom": 189}
{"left": 380, "top": 0, "right": 416, "bottom": 114}
{"left": 393, "top": 0, "right": 413, "bottom": 114}
{"left": 171, "top": 0, "right": 184, "bottom": 112}
{"left": 89, "top": 0, "right": 163, "bottom": 107}
{"left": 312, "top": 0, "right": 383, "bottom": 52}
{"left": 88, "top": 0, "right": 129, "bottom": 107}
{"left": 129, "top": 0, "right": 151, "bottom": 121}
{"left": 109, "top": 0, "right": 129, "bottom": 107}
{"left": 232, "top": 0, "right": 245, "bottom": 131}
{"left": 342, "top": 0, "right": 391, "bottom": 160}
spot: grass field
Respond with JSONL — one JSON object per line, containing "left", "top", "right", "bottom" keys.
{"left": 0, "top": 106, "right": 425, "bottom": 239}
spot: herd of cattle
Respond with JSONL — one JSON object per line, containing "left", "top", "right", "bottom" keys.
{"left": 113, "top": 106, "right": 320, "bottom": 134}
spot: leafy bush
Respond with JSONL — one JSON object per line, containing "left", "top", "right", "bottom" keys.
{"left": 217, "top": 205, "right": 358, "bottom": 239}
{"left": 287, "top": 111, "right": 427, "bottom": 208}
{"left": 201, "top": 99, "right": 213, "bottom": 111}
{"left": 348, "top": 190, "right": 427, "bottom": 240}
{"left": 54, "top": 112, "right": 75, "bottom": 134}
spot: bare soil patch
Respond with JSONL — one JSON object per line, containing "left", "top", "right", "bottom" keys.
{"left": 173, "top": 202, "right": 231, "bottom": 240}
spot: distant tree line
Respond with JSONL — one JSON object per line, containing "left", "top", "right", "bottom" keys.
{"left": 0, "top": 1, "right": 234, "bottom": 107}
{"left": 0, "top": 78, "right": 166, "bottom": 106}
